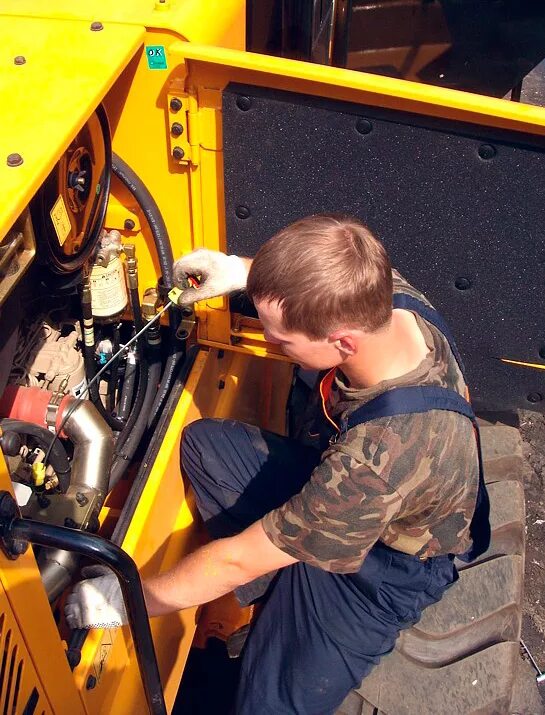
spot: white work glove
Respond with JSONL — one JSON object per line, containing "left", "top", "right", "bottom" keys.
{"left": 172, "top": 249, "right": 248, "bottom": 306}
{"left": 65, "top": 569, "right": 127, "bottom": 630}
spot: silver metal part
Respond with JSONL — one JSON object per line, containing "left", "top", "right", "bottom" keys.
{"left": 33, "top": 399, "right": 113, "bottom": 601}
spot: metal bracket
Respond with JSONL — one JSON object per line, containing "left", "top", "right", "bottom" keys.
{"left": 167, "top": 92, "right": 194, "bottom": 166}
{"left": 0, "top": 491, "right": 27, "bottom": 559}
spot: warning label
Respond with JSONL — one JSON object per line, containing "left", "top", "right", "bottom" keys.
{"left": 93, "top": 628, "right": 114, "bottom": 683}
{"left": 50, "top": 195, "right": 72, "bottom": 246}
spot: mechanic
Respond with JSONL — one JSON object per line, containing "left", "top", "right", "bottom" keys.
{"left": 66, "top": 214, "right": 490, "bottom": 715}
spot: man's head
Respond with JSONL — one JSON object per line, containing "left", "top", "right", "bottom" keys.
{"left": 246, "top": 214, "right": 393, "bottom": 370}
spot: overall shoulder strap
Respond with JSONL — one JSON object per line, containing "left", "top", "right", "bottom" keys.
{"left": 393, "top": 292, "right": 467, "bottom": 380}
{"left": 342, "top": 384, "right": 490, "bottom": 564}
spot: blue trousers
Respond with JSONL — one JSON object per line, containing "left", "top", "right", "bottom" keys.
{"left": 181, "top": 418, "right": 458, "bottom": 715}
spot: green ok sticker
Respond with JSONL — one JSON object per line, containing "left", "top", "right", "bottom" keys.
{"left": 146, "top": 45, "right": 167, "bottom": 70}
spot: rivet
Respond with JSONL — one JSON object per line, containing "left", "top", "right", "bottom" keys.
{"left": 454, "top": 277, "right": 471, "bottom": 291}
{"left": 13, "top": 56, "right": 26, "bottom": 66}
{"left": 169, "top": 97, "right": 183, "bottom": 112}
{"left": 355, "top": 118, "right": 373, "bottom": 135}
{"left": 6, "top": 153, "right": 23, "bottom": 167}
{"left": 236, "top": 96, "right": 252, "bottom": 112}
{"left": 90, "top": 21, "right": 104, "bottom": 31}
{"left": 235, "top": 205, "right": 251, "bottom": 220}
{"left": 527, "top": 392, "right": 543, "bottom": 404}
{"left": 172, "top": 146, "right": 185, "bottom": 161}
{"left": 124, "top": 218, "right": 136, "bottom": 230}
{"left": 171, "top": 122, "right": 184, "bottom": 137}
{"left": 478, "top": 144, "right": 496, "bottom": 160}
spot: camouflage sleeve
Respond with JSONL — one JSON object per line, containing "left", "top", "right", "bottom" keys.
{"left": 261, "top": 440, "right": 403, "bottom": 573}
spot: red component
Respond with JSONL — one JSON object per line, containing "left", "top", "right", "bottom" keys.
{"left": 0, "top": 385, "right": 73, "bottom": 435}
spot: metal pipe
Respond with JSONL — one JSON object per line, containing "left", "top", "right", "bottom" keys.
{"left": 3, "top": 516, "right": 166, "bottom": 715}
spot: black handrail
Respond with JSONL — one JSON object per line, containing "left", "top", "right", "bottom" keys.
{"left": 0, "top": 502, "right": 166, "bottom": 715}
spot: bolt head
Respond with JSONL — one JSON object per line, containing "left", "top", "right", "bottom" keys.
{"left": 170, "top": 97, "right": 183, "bottom": 112}
{"left": 171, "top": 122, "right": 184, "bottom": 137}
{"left": 90, "top": 21, "right": 104, "bottom": 31}
{"left": 355, "top": 118, "right": 373, "bottom": 135}
{"left": 478, "top": 144, "right": 496, "bottom": 160}
{"left": 236, "top": 95, "right": 252, "bottom": 112}
{"left": 6, "top": 153, "right": 23, "bottom": 167}
{"left": 527, "top": 392, "right": 543, "bottom": 404}
{"left": 86, "top": 675, "right": 97, "bottom": 690}
{"left": 13, "top": 56, "right": 26, "bottom": 66}
{"left": 235, "top": 205, "right": 251, "bottom": 220}
{"left": 124, "top": 218, "right": 136, "bottom": 231}
{"left": 172, "top": 146, "right": 185, "bottom": 161}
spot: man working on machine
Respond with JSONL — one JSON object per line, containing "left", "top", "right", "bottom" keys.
{"left": 66, "top": 214, "right": 490, "bottom": 714}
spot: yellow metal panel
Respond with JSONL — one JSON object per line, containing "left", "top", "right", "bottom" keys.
{"left": 0, "top": 15, "right": 144, "bottom": 239}
{"left": 0, "top": 0, "right": 245, "bottom": 49}
{"left": 177, "top": 43, "right": 545, "bottom": 136}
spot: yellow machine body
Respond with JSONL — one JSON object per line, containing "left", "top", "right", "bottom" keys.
{"left": 2, "top": 1, "right": 545, "bottom": 712}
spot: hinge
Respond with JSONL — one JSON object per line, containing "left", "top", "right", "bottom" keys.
{"left": 167, "top": 92, "right": 198, "bottom": 167}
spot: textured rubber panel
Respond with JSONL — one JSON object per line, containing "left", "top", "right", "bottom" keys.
{"left": 335, "top": 423, "right": 529, "bottom": 714}
{"left": 223, "top": 83, "right": 545, "bottom": 412}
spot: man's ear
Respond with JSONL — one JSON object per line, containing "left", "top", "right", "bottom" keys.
{"left": 330, "top": 330, "right": 358, "bottom": 356}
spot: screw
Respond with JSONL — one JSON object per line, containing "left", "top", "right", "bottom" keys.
{"left": 86, "top": 675, "right": 97, "bottom": 690}
{"left": 355, "top": 118, "right": 373, "bottom": 135}
{"left": 11, "top": 540, "right": 27, "bottom": 556}
{"left": 75, "top": 492, "right": 89, "bottom": 507}
{"left": 454, "top": 277, "right": 471, "bottom": 291}
{"left": 235, "top": 205, "right": 251, "bottom": 220}
{"left": 236, "top": 96, "right": 252, "bottom": 111}
{"left": 478, "top": 144, "right": 496, "bottom": 160}
{"left": 90, "top": 21, "right": 104, "bottom": 31}
{"left": 172, "top": 146, "right": 185, "bottom": 160}
{"left": 527, "top": 392, "right": 543, "bottom": 404}
{"left": 170, "top": 97, "right": 183, "bottom": 112}
{"left": 171, "top": 122, "right": 184, "bottom": 137}
{"left": 6, "top": 153, "right": 23, "bottom": 167}
{"left": 13, "top": 56, "right": 26, "bottom": 66}
{"left": 124, "top": 218, "right": 136, "bottom": 230}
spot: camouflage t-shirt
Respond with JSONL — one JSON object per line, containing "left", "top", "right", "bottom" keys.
{"left": 261, "top": 271, "right": 479, "bottom": 573}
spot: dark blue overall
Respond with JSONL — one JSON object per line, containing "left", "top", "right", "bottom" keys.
{"left": 181, "top": 294, "right": 491, "bottom": 715}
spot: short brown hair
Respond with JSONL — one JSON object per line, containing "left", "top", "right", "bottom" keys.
{"left": 246, "top": 214, "right": 393, "bottom": 339}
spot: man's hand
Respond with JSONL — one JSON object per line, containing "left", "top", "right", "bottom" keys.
{"left": 65, "top": 571, "right": 127, "bottom": 630}
{"left": 173, "top": 249, "right": 249, "bottom": 306}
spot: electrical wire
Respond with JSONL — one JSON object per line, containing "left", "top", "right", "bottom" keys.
{"left": 43, "top": 296, "right": 178, "bottom": 466}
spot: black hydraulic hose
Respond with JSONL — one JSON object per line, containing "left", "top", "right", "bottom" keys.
{"left": 1, "top": 516, "right": 167, "bottom": 715}
{"left": 0, "top": 419, "right": 71, "bottom": 492}
{"left": 111, "top": 154, "right": 174, "bottom": 287}
{"left": 108, "top": 358, "right": 161, "bottom": 491}
{"left": 111, "top": 154, "right": 183, "bottom": 425}
{"left": 113, "top": 287, "right": 149, "bottom": 456}
{"left": 83, "top": 342, "right": 126, "bottom": 432}
{"left": 117, "top": 351, "right": 137, "bottom": 421}
{"left": 107, "top": 324, "right": 121, "bottom": 413}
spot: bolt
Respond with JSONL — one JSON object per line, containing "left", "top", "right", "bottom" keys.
{"left": 90, "top": 21, "right": 103, "bottom": 31}
{"left": 218, "top": 349, "right": 225, "bottom": 359}
{"left": 124, "top": 218, "right": 136, "bottom": 230}
{"left": 75, "top": 492, "right": 89, "bottom": 507}
{"left": 170, "top": 97, "right": 183, "bottom": 112}
{"left": 355, "top": 118, "right": 373, "bottom": 135}
{"left": 528, "top": 392, "right": 543, "bottom": 404}
{"left": 235, "top": 205, "right": 251, "bottom": 220}
{"left": 478, "top": 144, "right": 496, "bottom": 160}
{"left": 231, "top": 336, "right": 242, "bottom": 345}
{"left": 181, "top": 306, "right": 193, "bottom": 317}
{"left": 6, "top": 153, "right": 23, "bottom": 167}
{"left": 13, "top": 56, "right": 26, "bottom": 66}
{"left": 236, "top": 96, "right": 252, "bottom": 112}
{"left": 86, "top": 675, "right": 97, "bottom": 690}
{"left": 11, "top": 540, "right": 27, "bottom": 556}
{"left": 64, "top": 518, "right": 78, "bottom": 529}
{"left": 454, "top": 277, "right": 471, "bottom": 291}
{"left": 172, "top": 146, "right": 185, "bottom": 160}
{"left": 37, "top": 495, "right": 50, "bottom": 509}
{"left": 218, "top": 379, "right": 226, "bottom": 390}
{"left": 171, "top": 122, "right": 184, "bottom": 137}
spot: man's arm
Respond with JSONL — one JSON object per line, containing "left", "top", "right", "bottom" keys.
{"left": 65, "top": 520, "right": 296, "bottom": 629}
{"left": 144, "top": 519, "right": 295, "bottom": 616}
